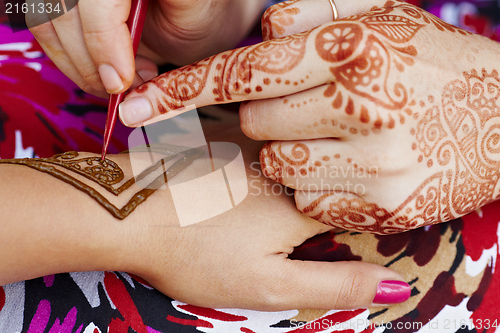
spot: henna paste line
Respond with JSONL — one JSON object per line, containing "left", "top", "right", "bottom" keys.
{"left": 0, "top": 148, "right": 204, "bottom": 220}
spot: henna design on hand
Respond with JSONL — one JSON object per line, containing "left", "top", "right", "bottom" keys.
{"left": 151, "top": 57, "right": 215, "bottom": 112}
{"left": 263, "top": 69, "right": 500, "bottom": 234}
{"left": 144, "top": 30, "right": 310, "bottom": 113}
{"left": 391, "top": 0, "right": 471, "bottom": 35}
{"left": 255, "top": 1, "right": 492, "bottom": 234}
{"left": 315, "top": 5, "right": 423, "bottom": 133}
{"left": 0, "top": 147, "right": 203, "bottom": 220}
{"left": 310, "top": 0, "right": 470, "bottom": 136}
{"left": 212, "top": 31, "right": 310, "bottom": 103}
{"left": 414, "top": 69, "right": 500, "bottom": 215}
{"left": 260, "top": 142, "right": 310, "bottom": 183}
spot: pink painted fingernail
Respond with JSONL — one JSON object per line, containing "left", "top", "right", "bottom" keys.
{"left": 119, "top": 97, "right": 153, "bottom": 127}
{"left": 373, "top": 280, "right": 411, "bottom": 304}
{"left": 99, "top": 64, "right": 124, "bottom": 94}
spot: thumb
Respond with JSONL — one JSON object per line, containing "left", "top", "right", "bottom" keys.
{"left": 265, "top": 259, "right": 411, "bottom": 310}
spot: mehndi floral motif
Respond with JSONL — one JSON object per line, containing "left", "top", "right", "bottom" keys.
{"left": 0, "top": 146, "right": 203, "bottom": 220}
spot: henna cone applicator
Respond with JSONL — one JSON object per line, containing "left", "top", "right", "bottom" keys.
{"left": 101, "top": 0, "right": 149, "bottom": 160}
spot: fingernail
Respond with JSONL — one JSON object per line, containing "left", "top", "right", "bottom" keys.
{"left": 98, "top": 64, "right": 124, "bottom": 94}
{"left": 138, "top": 69, "right": 158, "bottom": 82}
{"left": 119, "top": 97, "right": 153, "bottom": 126}
{"left": 373, "top": 280, "right": 411, "bottom": 304}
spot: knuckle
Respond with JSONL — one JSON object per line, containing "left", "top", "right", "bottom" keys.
{"left": 78, "top": 80, "right": 105, "bottom": 97}
{"left": 28, "top": 22, "right": 53, "bottom": 39}
{"left": 261, "top": 4, "right": 293, "bottom": 40}
{"left": 224, "top": 63, "right": 258, "bottom": 99}
{"left": 79, "top": 65, "right": 102, "bottom": 87}
{"left": 334, "top": 271, "right": 365, "bottom": 309}
{"left": 261, "top": 6, "right": 276, "bottom": 31}
{"left": 262, "top": 5, "right": 275, "bottom": 23}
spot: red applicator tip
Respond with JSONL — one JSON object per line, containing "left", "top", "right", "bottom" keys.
{"left": 101, "top": 0, "right": 149, "bottom": 160}
{"left": 101, "top": 94, "right": 123, "bottom": 160}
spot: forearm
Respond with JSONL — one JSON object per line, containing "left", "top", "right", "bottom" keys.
{"left": 0, "top": 152, "right": 176, "bottom": 285}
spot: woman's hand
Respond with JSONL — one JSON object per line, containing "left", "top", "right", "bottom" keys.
{"left": 120, "top": 125, "right": 410, "bottom": 310}
{"left": 28, "top": 0, "right": 268, "bottom": 97}
{"left": 0, "top": 122, "right": 410, "bottom": 309}
{"left": 119, "top": 0, "right": 500, "bottom": 234}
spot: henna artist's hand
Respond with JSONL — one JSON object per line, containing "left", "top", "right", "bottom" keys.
{"left": 27, "top": 0, "right": 268, "bottom": 98}
{"left": 120, "top": 0, "right": 500, "bottom": 234}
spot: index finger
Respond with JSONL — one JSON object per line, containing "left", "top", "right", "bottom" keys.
{"left": 118, "top": 25, "right": 335, "bottom": 127}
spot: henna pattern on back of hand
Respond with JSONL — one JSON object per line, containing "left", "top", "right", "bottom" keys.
{"left": 0, "top": 147, "right": 203, "bottom": 220}
{"left": 314, "top": 2, "right": 425, "bottom": 134}
{"left": 311, "top": 0, "right": 472, "bottom": 135}
{"left": 262, "top": 69, "right": 500, "bottom": 234}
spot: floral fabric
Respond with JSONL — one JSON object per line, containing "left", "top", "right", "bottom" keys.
{"left": 1, "top": 1, "right": 500, "bottom": 332}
